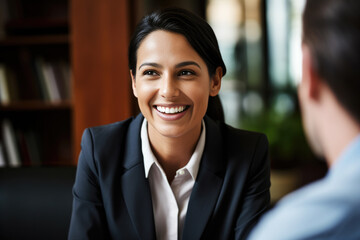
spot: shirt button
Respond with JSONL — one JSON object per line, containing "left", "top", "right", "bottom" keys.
{"left": 178, "top": 169, "right": 185, "bottom": 175}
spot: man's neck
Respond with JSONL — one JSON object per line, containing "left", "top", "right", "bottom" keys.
{"left": 319, "top": 100, "right": 360, "bottom": 167}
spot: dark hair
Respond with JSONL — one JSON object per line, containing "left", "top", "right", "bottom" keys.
{"left": 303, "top": 0, "right": 360, "bottom": 123}
{"left": 128, "top": 8, "right": 226, "bottom": 122}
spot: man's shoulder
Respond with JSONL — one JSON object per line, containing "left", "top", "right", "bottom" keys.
{"left": 248, "top": 174, "right": 360, "bottom": 239}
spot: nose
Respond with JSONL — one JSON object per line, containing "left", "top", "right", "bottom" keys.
{"left": 160, "top": 74, "right": 180, "bottom": 99}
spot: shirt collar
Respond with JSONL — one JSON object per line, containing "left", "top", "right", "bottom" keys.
{"left": 141, "top": 118, "right": 206, "bottom": 180}
{"left": 329, "top": 134, "right": 360, "bottom": 177}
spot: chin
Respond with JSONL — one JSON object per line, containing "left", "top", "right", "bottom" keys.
{"left": 157, "top": 126, "right": 187, "bottom": 138}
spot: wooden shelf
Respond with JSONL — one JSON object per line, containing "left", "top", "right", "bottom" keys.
{"left": 0, "top": 100, "right": 72, "bottom": 111}
{"left": 0, "top": 0, "right": 132, "bottom": 166}
{"left": 5, "top": 18, "right": 68, "bottom": 28}
{"left": 0, "top": 34, "right": 70, "bottom": 46}
{"left": 4, "top": 18, "right": 69, "bottom": 36}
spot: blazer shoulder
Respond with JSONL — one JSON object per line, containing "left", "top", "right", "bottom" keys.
{"left": 218, "top": 122, "right": 269, "bottom": 173}
{"left": 78, "top": 114, "right": 144, "bottom": 177}
{"left": 204, "top": 116, "right": 268, "bottom": 157}
{"left": 80, "top": 114, "right": 143, "bottom": 158}
{"left": 87, "top": 117, "right": 134, "bottom": 139}
{"left": 221, "top": 122, "right": 268, "bottom": 149}
{"left": 82, "top": 114, "right": 143, "bottom": 143}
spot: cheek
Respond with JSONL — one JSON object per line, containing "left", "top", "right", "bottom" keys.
{"left": 189, "top": 87, "right": 210, "bottom": 109}
{"left": 135, "top": 82, "right": 157, "bottom": 105}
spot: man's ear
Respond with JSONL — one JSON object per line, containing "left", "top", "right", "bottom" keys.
{"left": 210, "top": 67, "right": 222, "bottom": 97}
{"left": 130, "top": 70, "right": 138, "bottom": 98}
{"left": 302, "top": 45, "right": 321, "bottom": 100}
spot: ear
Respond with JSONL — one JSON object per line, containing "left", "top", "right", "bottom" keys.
{"left": 209, "top": 67, "right": 222, "bottom": 97}
{"left": 301, "top": 44, "right": 321, "bottom": 100}
{"left": 130, "top": 70, "right": 138, "bottom": 98}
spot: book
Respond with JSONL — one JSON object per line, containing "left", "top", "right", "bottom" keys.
{"left": 44, "top": 61, "right": 61, "bottom": 102}
{"left": 5, "top": 66, "right": 19, "bottom": 102}
{"left": 0, "top": 142, "right": 6, "bottom": 167}
{"left": 1, "top": 119, "right": 21, "bottom": 167}
{"left": 17, "top": 50, "right": 42, "bottom": 100}
{"left": 38, "top": 59, "right": 61, "bottom": 102}
{"left": 34, "top": 57, "right": 50, "bottom": 101}
{"left": 60, "top": 60, "right": 72, "bottom": 100}
{"left": 0, "top": 64, "right": 10, "bottom": 104}
{"left": 5, "top": 0, "right": 22, "bottom": 21}
{"left": 0, "top": 0, "right": 9, "bottom": 39}
{"left": 52, "top": 60, "right": 71, "bottom": 100}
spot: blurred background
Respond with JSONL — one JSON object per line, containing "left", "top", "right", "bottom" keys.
{"left": 0, "top": 0, "right": 327, "bottom": 206}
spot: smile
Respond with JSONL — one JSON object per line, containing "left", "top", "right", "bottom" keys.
{"left": 155, "top": 105, "right": 188, "bottom": 114}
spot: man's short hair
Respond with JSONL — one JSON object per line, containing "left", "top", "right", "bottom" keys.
{"left": 303, "top": 0, "right": 360, "bottom": 123}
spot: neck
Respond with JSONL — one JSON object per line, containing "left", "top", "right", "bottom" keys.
{"left": 148, "top": 124, "right": 202, "bottom": 182}
{"left": 317, "top": 97, "right": 360, "bottom": 167}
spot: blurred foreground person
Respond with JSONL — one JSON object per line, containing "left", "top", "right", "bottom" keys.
{"left": 248, "top": 0, "right": 360, "bottom": 239}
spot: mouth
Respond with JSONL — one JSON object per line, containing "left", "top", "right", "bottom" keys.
{"left": 154, "top": 105, "right": 190, "bottom": 114}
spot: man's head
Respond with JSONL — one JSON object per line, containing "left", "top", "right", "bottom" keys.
{"left": 299, "top": 0, "right": 360, "bottom": 157}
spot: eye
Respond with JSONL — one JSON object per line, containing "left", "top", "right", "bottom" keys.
{"left": 178, "top": 70, "right": 195, "bottom": 76}
{"left": 143, "top": 70, "right": 158, "bottom": 76}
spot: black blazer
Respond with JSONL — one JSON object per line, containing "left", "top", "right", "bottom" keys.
{"left": 68, "top": 114, "right": 270, "bottom": 240}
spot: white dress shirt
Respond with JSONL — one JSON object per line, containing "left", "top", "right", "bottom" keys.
{"left": 140, "top": 119, "right": 206, "bottom": 240}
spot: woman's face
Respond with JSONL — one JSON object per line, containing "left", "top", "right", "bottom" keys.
{"left": 131, "top": 30, "right": 221, "bottom": 140}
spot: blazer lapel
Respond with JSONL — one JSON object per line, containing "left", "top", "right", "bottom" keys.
{"left": 120, "top": 114, "right": 156, "bottom": 240}
{"left": 182, "top": 117, "right": 225, "bottom": 240}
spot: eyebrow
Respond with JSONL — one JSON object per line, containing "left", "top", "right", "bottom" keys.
{"left": 138, "top": 62, "right": 162, "bottom": 70}
{"left": 175, "top": 61, "right": 201, "bottom": 69}
{"left": 138, "top": 61, "right": 201, "bottom": 70}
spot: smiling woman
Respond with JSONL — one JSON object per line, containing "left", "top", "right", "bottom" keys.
{"left": 131, "top": 30, "right": 221, "bottom": 160}
{"left": 68, "top": 8, "right": 271, "bottom": 240}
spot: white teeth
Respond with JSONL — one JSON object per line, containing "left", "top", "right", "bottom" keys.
{"left": 156, "top": 106, "right": 186, "bottom": 114}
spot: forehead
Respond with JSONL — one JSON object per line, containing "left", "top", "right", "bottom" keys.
{"left": 136, "top": 30, "right": 205, "bottom": 66}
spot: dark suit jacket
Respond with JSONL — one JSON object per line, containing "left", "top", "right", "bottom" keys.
{"left": 68, "top": 114, "right": 270, "bottom": 240}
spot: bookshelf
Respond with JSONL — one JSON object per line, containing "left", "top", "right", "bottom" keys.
{"left": 0, "top": 0, "right": 132, "bottom": 166}
{"left": 0, "top": 0, "right": 72, "bottom": 167}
